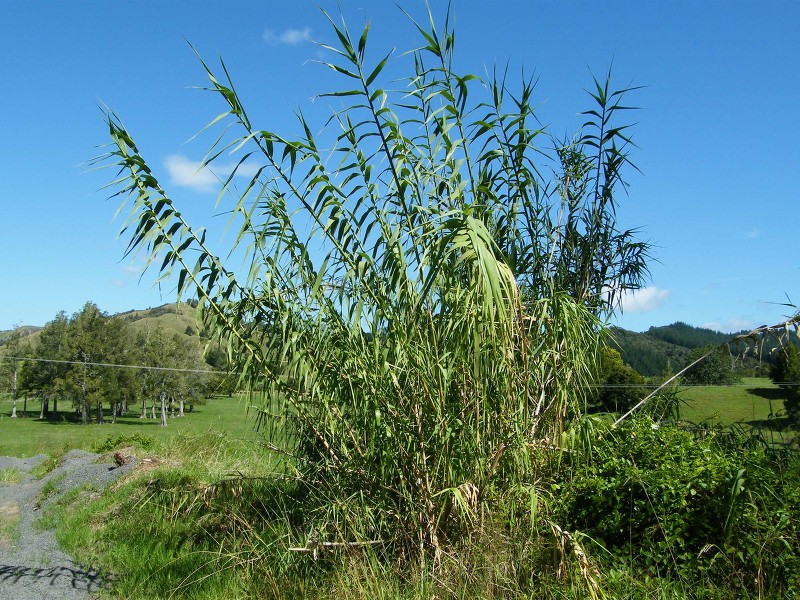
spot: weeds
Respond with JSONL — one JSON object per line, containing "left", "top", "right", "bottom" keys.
{"left": 0, "top": 467, "right": 22, "bottom": 484}
{"left": 31, "top": 444, "right": 71, "bottom": 478}
{"left": 35, "top": 472, "right": 67, "bottom": 509}
{"left": 0, "top": 505, "right": 21, "bottom": 548}
{"left": 91, "top": 433, "right": 155, "bottom": 453}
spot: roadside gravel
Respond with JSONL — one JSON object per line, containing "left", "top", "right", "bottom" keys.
{"left": 0, "top": 450, "right": 136, "bottom": 599}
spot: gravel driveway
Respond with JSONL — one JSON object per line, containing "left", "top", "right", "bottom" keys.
{"left": 0, "top": 450, "right": 136, "bottom": 599}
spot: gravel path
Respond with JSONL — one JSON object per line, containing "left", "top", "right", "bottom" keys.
{"left": 0, "top": 450, "right": 136, "bottom": 599}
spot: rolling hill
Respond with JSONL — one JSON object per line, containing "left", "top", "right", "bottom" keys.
{"left": 0, "top": 308, "right": 777, "bottom": 379}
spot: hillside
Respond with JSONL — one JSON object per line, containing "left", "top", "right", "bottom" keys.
{"left": 0, "top": 325, "right": 41, "bottom": 344}
{"left": 118, "top": 302, "right": 200, "bottom": 337}
{"left": 645, "top": 321, "right": 734, "bottom": 348}
{"left": 0, "top": 311, "right": 774, "bottom": 379}
{"left": 607, "top": 326, "right": 690, "bottom": 377}
{"left": 0, "top": 303, "right": 204, "bottom": 355}
{"left": 609, "top": 322, "right": 768, "bottom": 377}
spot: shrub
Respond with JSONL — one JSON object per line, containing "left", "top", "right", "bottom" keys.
{"left": 682, "top": 345, "right": 740, "bottom": 386}
{"left": 555, "top": 416, "right": 800, "bottom": 595}
{"left": 771, "top": 344, "right": 800, "bottom": 426}
{"left": 588, "top": 346, "right": 647, "bottom": 413}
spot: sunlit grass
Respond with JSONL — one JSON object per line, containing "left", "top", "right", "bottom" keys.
{"left": 0, "top": 394, "right": 261, "bottom": 458}
{"left": 47, "top": 429, "right": 277, "bottom": 600}
{"left": 0, "top": 467, "right": 22, "bottom": 483}
{"left": 0, "top": 509, "right": 21, "bottom": 548}
{"left": 678, "top": 377, "right": 787, "bottom": 426}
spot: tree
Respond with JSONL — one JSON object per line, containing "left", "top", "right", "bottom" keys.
{"left": 0, "top": 330, "right": 26, "bottom": 417}
{"left": 589, "top": 346, "right": 647, "bottom": 413}
{"left": 61, "top": 303, "right": 130, "bottom": 425}
{"left": 681, "top": 345, "right": 740, "bottom": 386}
{"left": 18, "top": 304, "right": 135, "bottom": 424}
{"left": 132, "top": 326, "right": 206, "bottom": 426}
{"left": 20, "top": 311, "right": 70, "bottom": 419}
{"left": 102, "top": 7, "right": 648, "bottom": 562}
{"left": 771, "top": 344, "right": 800, "bottom": 425}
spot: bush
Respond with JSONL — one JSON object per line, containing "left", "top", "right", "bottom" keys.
{"left": 554, "top": 416, "right": 800, "bottom": 595}
{"left": 91, "top": 433, "right": 156, "bottom": 453}
{"left": 588, "top": 347, "right": 647, "bottom": 413}
{"left": 104, "top": 5, "right": 649, "bottom": 566}
{"left": 682, "top": 345, "right": 740, "bottom": 386}
{"left": 771, "top": 344, "right": 800, "bottom": 426}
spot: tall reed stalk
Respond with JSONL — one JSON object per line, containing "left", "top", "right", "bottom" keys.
{"left": 101, "top": 5, "right": 648, "bottom": 564}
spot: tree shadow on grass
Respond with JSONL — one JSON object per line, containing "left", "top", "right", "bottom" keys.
{"left": 20, "top": 407, "right": 205, "bottom": 427}
{"left": 33, "top": 418, "right": 165, "bottom": 427}
{"left": 745, "top": 416, "right": 794, "bottom": 431}
{"left": 741, "top": 387, "right": 794, "bottom": 431}
{"left": 746, "top": 387, "right": 786, "bottom": 401}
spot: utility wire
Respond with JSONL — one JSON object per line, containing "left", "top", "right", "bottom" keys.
{"left": 2, "top": 355, "right": 798, "bottom": 387}
{"left": 0, "top": 355, "right": 220, "bottom": 376}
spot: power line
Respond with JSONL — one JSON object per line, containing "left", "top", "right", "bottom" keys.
{"left": 2, "top": 355, "right": 798, "bottom": 387}
{"left": 0, "top": 355, "right": 220, "bottom": 376}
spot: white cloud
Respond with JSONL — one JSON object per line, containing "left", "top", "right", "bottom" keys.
{"left": 164, "top": 154, "right": 260, "bottom": 194}
{"left": 263, "top": 27, "right": 312, "bottom": 46}
{"left": 111, "top": 279, "right": 127, "bottom": 288}
{"left": 164, "top": 154, "right": 218, "bottom": 193}
{"left": 122, "top": 263, "right": 145, "bottom": 275}
{"left": 746, "top": 228, "right": 760, "bottom": 239}
{"left": 701, "top": 318, "right": 756, "bottom": 334}
{"left": 618, "top": 286, "right": 670, "bottom": 314}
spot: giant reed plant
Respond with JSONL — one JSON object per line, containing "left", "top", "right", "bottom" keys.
{"left": 101, "top": 6, "right": 648, "bottom": 565}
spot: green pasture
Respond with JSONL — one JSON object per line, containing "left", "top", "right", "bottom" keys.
{"left": 676, "top": 377, "right": 789, "bottom": 428}
{"left": 0, "top": 393, "right": 262, "bottom": 458}
{"left": 2, "top": 378, "right": 793, "bottom": 460}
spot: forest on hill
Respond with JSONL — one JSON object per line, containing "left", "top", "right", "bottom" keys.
{"left": 609, "top": 321, "right": 779, "bottom": 377}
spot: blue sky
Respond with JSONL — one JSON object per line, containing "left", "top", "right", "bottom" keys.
{"left": 1, "top": 0, "right": 797, "bottom": 333}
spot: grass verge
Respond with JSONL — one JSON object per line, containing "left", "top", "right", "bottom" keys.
{"left": 47, "top": 429, "right": 281, "bottom": 599}
{"left": 44, "top": 416, "right": 799, "bottom": 599}
{"left": 0, "top": 502, "right": 21, "bottom": 549}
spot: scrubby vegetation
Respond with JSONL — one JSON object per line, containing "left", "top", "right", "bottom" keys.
{"left": 2, "top": 4, "right": 798, "bottom": 598}
{"left": 33, "top": 414, "right": 797, "bottom": 599}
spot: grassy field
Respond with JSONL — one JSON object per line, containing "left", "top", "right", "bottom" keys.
{"left": 1, "top": 378, "right": 792, "bottom": 459}
{"left": 0, "top": 394, "right": 262, "bottom": 458}
{"left": 676, "top": 377, "right": 789, "bottom": 428}
{"left": 2, "top": 381, "right": 797, "bottom": 599}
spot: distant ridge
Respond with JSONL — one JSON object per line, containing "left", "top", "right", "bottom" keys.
{"left": 609, "top": 322, "right": 751, "bottom": 377}
{"left": 0, "top": 325, "right": 42, "bottom": 344}
{"left": 0, "top": 302, "right": 201, "bottom": 346}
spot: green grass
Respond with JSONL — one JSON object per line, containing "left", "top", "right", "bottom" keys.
{"left": 4, "top": 380, "right": 796, "bottom": 599}
{"left": 0, "top": 467, "right": 22, "bottom": 483}
{"left": 677, "top": 377, "right": 789, "bottom": 428}
{"left": 0, "top": 394, "right": 262, "bottom": 458}
{"left": 35, "top": 472, "right": 68, "bottom": 509}
{"left": 0, "top": 508, "right": 21, "bottom": 548}
{"left": 46, "top": 429, "right": 281, "bottom": 599}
